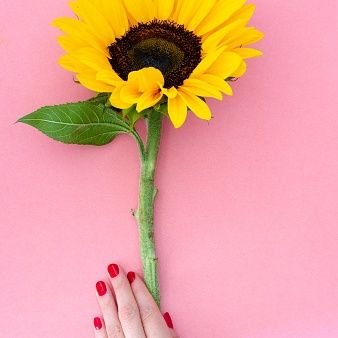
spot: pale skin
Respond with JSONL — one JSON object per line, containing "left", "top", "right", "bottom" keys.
{"left": 94, "top": 264, "right": 177, "bottom": 338}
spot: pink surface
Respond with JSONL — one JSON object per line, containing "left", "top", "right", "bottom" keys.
{"left": 1, "top": 1, "right": 338, "bottom": 337}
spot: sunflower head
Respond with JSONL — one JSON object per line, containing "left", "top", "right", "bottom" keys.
{"left": 53, "top": 0, "right": 264, "bottom": 128}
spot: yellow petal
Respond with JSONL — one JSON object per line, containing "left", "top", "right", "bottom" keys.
{"left": 175, "top": 0, "right": 198, "bottom": 26}
{"left": 178, "top": 89, "right": 212, "bottom": 121}
{"left": 114, "top": 68, "right": 165, "bottom": 109}
{"left": 202, "top": 19, "right": 246, "bottom": 52}
{"left": 196, "top": 0, "right": 246, "bottom": 36}
{"left": 96, "top": 69, "right": 123, "bottom": 86}
{"left": 58, "top": 54, "right": 80, "bottom": 72}
{"left": 52, "top": 17, "right": 107, "bottom": 56}
{"left": 76, "top": 47, "right": 112, "bottom": 71}
{"left": 136, "top": 90, "right": 163, "bottom": 112}
{"left": 172, "top": 0, "right": 184, "bottom": 21}
{"left": 58, "top": 52, "right": 92, "bottom": 73}
{"left": 162, "top": 86, "right": 178, "bottom": 99}
{"left": 231, "top": 60, "right": 247, "bottom": 78}
{"left": 207, "top": 52, "right": 242, "bottom": 78}
{"left": 173, "top": 0, "right": 217, "bottom": 31}
{"left": 110, "top": 85, "right": 133, "bottom": 109}
{"left": 123, "top": 0, "right": 155, "bottom": 23}
{"left": 227, "top": 4, "right": 256, "bottom": 26}
{"left": 182, "top": 78, "right": 222, "bottom": 100}
{"left": 154, "top": 0, "right": 175, "bottom": 20}
{"left": 192, "top": 47, "right": 226, "bottom": 76}
{"left": 68, "top": 0, "right": 114, "bottom": 46}
{"left": 185, "top": 0, "right": 217, "bottom": 31}
{"left": 100, "top": 0, "right": 129, "bottom": 38}
{"left": 120, "top": 84, "right": 142, "bottom": 103}
{"left": 232, "top": 48, "right": 263, "bottom": 59}
{"left": 167, "top": 89, "right": 188, "bottom": 128}
{"left": 77, "top": 71, "right": 115, "bottom": 92}
{"left": 57, "top": 35, "right": 84, "bottom": 52}
{"left": 193, "top": 74, "right": 233, "bottom": 96}
{"left": 128, "top": 67, "right": 164, "bottom": 92}
{"left": 225, "top": 27, "right": 264, "bottom": 49}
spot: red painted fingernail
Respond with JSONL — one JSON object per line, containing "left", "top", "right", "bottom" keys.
{"left": 96, "top": 281, "right": 107, "bottom": 296}
{"left": 94, "top": 317, "right": 103, "bottom": 330}
{"left": 163, "top": 312, "right": 174, "bottom": 329}
{"left": 108, "top": 264, "right": 120, "bottom": 278}
{"left": 127, "top": 271, "right": 136, "bottom": 284}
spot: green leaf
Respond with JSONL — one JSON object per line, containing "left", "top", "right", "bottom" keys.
{"left": 17, "top": 101, "right": 133, "bottom": 146}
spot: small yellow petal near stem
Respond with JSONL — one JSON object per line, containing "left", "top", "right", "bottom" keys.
{"left": 178, "top": 88, "right": 212, "bottom": 121}
{"left": 166, "top": 89, "right": 188, "bottom": 128}
{"left": 110, "top": 85, "right": 133, "bottom": 109}
{"left": 110, "top": 67, "right": 165, "bottom": 111}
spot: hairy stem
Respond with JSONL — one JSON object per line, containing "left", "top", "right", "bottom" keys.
{"left": 135, "top": 109, "right": 162, "bottom": 307}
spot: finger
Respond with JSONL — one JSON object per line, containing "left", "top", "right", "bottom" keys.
{"left": 94, "top": 317, "right": 108, "bottom": 338}
{"left": 129, "top": 272, "right": 172, "bottom": 338}
{"left": 96, "top": 280, "right": 125, "bottom": 338}
{"left": 163, "top": 312, "right": 178, "bottom": 338}
{"left": 107, "top": 264, "right": 146, "bottom": 338}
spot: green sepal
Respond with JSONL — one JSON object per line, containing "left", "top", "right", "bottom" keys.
{"left": 122, "top": 105, "right": 148, "bottom": 129}
{"left": 154, "top": 102, "right": 169, "bottom": 117}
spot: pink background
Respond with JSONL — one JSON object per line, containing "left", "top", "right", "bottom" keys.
{"left": 1, "top": 1, "right": 338, "bottom": 337}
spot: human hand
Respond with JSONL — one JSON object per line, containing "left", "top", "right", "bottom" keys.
{"left": 94, "top": 264, "right": 177, "bottom": 338}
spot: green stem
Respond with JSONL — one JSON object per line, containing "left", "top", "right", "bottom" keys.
{"left": 135, "top": 109, "right": 162, "bottom": 307}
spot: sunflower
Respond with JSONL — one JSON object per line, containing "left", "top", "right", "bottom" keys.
{"left": 53, "top": 0, "right": 263, "bottom": 128}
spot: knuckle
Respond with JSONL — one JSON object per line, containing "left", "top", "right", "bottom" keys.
{"left": 140, "top": 304, "right": 158, "bottom": 324}
{"left": 107, "top": 324, "right": 124, "bottom": 338}
{"left": 112, "top": 278, "right": 125, "bottom": 291}
{"left": 99, "top": 298, "right": 115, "bottom": 315}
{"left": 100, "top": 296, "right": 112, "bottom": 307}
{"left": 118, "top": 302, "right": 139, "bottom": 322}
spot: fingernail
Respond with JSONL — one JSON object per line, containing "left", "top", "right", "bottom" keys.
{"left": 94, "top": 317, "right": 103, "bottom": 330}
{"left": 127, "top": 271, "right": 136, "bottom": 284}
{"left": 96, "top": 281, "right": 107, "bottom": 296}
{"left": 163, "top": 312, "right": 174, "bottom": 329}
{"left": 108, "top": 264, "right": 120, "bottom": 278}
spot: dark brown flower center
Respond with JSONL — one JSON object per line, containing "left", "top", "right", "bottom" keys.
{"left": 108, "top": 20, "right": 202, "bottom": 88}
